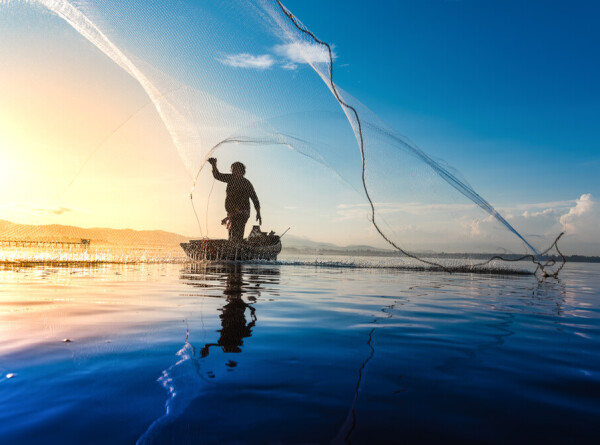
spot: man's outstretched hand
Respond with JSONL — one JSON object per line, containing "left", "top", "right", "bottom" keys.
{"left": 208, "top": 157, "right": 217, "bottom": 166}
{"left": 256, "top": 212, "right": 262, "bottom": 226}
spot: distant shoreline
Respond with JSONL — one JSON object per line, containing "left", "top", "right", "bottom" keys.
{"left": 2, "top": 218, "right": 597, "bottom": 263}
{"left": 281, "top": 247, "right": 600, "bottom": 263}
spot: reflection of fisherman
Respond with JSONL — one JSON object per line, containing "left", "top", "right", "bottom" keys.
{"left": 201, "top": 266, "right": 256, "bottom": 357}
{"left": 208, "top": 157, "right": 261, "bottom": 242}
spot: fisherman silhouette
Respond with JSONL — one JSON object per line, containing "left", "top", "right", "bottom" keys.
{"left": 200, "top": 265, "right": 256, "bottom": 357}
{"left": 208, "top": 157, "right": 261, "bottom": 242}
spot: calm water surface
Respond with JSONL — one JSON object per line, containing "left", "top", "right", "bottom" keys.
{"left": 0, "top": 258, "right": 598, "bottom": 444}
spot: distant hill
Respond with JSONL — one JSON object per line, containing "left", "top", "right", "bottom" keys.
{"left": 282, "top": 234, "right": 391, "bottom": 254}
{"left": 0, "top": 219, "right": 190, "bottom": 248}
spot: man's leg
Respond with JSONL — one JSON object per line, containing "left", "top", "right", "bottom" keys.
{"left": 229, "top": 216, "right": 248, "bottom": 242}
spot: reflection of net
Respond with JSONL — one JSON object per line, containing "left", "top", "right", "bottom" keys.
{"left": 0, "top": 1, "right": 564, "bottom": 275}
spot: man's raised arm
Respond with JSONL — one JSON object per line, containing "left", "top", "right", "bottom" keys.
{"left": 208, "top": 157, "right": 229, "bottom": 182}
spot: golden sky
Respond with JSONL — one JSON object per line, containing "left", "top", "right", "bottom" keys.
{"left": 0, "top": 12, "right": 201, "bottom": 235}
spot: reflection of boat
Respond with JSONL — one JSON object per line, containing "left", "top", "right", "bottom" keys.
{"left": 180, "top": 226, "right": 282, "bottom": 261}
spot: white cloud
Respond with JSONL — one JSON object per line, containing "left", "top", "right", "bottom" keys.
{"left": 335, "top": 203, "right": 370, "bottom": 222}
{"left": 560, "top": 194, "right": 600, "bottom": 236}
{"left": 282, "top": 62, "right": 298, "bottom": 70}
{"left": 0, "top": 202, "right": 74, "bottom": 216}
{"left": 38, "top": 206, "right": 72, "bottom": 215}
{"left": 218, "top": 53, "right": 275, "bottom": 70}
{"left": 470, "top": 219, "right": 481, "bottom": 237}
{"left": 522, "top": 208, "right": 558, "bottom": 219}
{"left": 336, "top": 201, "right": 476, "bottom": 219}
{"left": 219, "top": 42, "right": 336, "bottom": 72}
{"left": 475, "top": 194, "right": 600, "bottom": 254}
{"left": 331, "top": 195, "right": 600, "bottom": 255}
{"left": 511, "top": 200, "right": 573, "bottom": 211}
{"left": 273, "top": 42, "right": 335, "bottom": 65}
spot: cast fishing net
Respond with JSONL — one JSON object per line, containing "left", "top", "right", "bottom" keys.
{"left": 0, "top": 0, "right": 564, "bottom": 275}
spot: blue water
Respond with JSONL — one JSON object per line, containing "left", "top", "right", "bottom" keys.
{"left": 0, "top": 259, "right": 598, "bottom": 444}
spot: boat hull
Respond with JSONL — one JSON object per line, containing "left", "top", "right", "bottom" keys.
{"left": 180, "top": 238, "right": 282, "bottom": 262}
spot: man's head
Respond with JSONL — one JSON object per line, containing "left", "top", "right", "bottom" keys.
{"left": 231, "top": 162, "right": 246, "bottom": 176}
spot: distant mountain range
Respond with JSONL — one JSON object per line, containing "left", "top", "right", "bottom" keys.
{"left": 0, "top": 219, "right": 189, "bottom": 248}
{"left": 282, "top": 234, "right": 390, "bottom": 253}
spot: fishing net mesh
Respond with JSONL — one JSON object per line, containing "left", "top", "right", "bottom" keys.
{"left": 0, "top": 0, "right": 564, "bottom": 274}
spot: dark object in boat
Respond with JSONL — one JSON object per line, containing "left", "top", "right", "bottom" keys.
{"left": 181, "top": 226, "right": 282, "bottom": 261}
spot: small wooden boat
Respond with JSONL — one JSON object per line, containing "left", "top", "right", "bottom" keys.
{"left": 181, "top": 226, "right": 282, "bottom": 261}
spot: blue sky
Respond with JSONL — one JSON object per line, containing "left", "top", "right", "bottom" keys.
{"left": 282, "top": 0, "right": 600, "bottom": 203}
{"left": 1, "top": 0, "right": 599, "bottom": 254}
